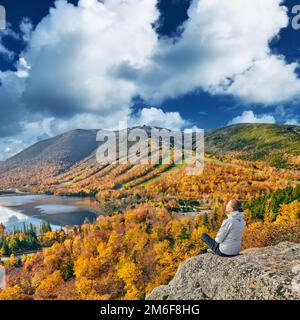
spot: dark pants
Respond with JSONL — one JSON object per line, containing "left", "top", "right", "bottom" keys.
{"left": 201, "top": 233, "right": 235, "bottom": 258}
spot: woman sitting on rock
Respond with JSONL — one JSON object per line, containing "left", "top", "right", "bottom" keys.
{"left": 201, "top": 199, "right": 246, "bottom": 257}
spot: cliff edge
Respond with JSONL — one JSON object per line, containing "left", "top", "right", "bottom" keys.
{"left": 146, "top": 242, "right": 300, "bottom": 300}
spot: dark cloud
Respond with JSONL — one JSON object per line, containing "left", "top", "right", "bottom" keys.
{"left": 0, "top": 74, "right": 24, "bottom": 136}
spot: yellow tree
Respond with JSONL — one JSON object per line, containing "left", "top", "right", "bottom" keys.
{"left": 275, "top": 201, "right": 300, "bottom": 225}
{"left": 116, "top": 254, "right": 143, "bottom": 300}
{"left": 35, "top": 271, "right": 65, "bottom": 300}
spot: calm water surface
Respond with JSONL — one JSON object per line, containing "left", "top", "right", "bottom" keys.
{"left": 0, "top": 195, "right": 104, "bottom": 232}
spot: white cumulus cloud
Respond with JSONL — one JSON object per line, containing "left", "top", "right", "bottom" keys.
{"left": 284, "top": 119, "right": 300, "bottom": 125}
{"left": 1, "top": 0, "right": 300, "bottom": 159}
{"left": 130, "top": 107, "right": 189, "bottom": 130}
{"left": 228, "top": 110, "right": 276, "bottom": 125}
{"left": 138, "top": 0, "right": 300, "bottom": 105}
{"left": 21, "top": 0, "right": 159, "bottom": 117}
{"left": 4, "top": 0, "right": 299, "bottom": 120}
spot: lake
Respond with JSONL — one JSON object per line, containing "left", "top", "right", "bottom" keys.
{"left": 0, "top": 195, "right": 104, "bottom": 232}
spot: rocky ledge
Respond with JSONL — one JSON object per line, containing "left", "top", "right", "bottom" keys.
{"left": 147, "top": 242, "right": 300, "bottom": 300}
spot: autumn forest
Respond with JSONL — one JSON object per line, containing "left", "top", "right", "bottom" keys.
{"left": 0, "top": 124, "right": 300, "bottom": 300}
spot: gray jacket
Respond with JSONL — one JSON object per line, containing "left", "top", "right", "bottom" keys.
{"left": 215, "top": 211, "right": 246, "bottom": 256}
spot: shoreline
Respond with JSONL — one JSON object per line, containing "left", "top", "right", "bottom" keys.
{"left": 0, "top": 191, "right": 35, "bottom": 197}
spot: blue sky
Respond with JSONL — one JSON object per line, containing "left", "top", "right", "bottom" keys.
{"left": 0, "top": 0, "right": 300, "bottom": 159}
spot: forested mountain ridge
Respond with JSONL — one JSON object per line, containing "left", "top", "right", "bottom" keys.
{"left": 1, "top": 123, "right": 300, "bottom": 173}
{"left": 0, "top": 129, "right": 99, "bottom": 173}
{"left": 0, "top": 124, "right": 299, "bottom": 198}
{"left": 205, "top": 124, "right": 300, "bottom": 168}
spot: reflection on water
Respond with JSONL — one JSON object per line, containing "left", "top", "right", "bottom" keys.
{"left": 0, "top": 206, "right": 60, "bottom": 233}
{"left": 0, "top": 195, "right": 104, "bottom": 232}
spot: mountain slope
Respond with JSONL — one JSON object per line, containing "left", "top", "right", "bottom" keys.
{"left": 3, "top": 123, "right": 300, "bottom": 171}
{"left": 0, "top": 124, "right": 299, "bottom": 192}
{"left": 0, "top": 129, "right": 99, "bottom": 174}
{"left": 205, "top": 124, "right": 300, "bottom": 168}
{"left": 0, "top": 129, "right": 100, "bottom": 190}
